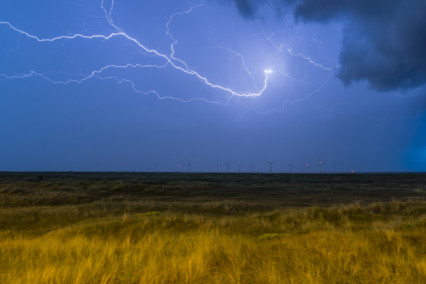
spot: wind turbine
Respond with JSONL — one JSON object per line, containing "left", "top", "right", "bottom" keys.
{"left": 267, "top": 161, "right": 274, "bottom": 173}
{"left": 224, "top": 161, "right": 230, "bottom": 173}
{"left": 288, "top": 161, "right": 294, "bottom": 173}
{"left": 332, "top": 161, "right": 338, "bottom": 174}
{"left": 305, "top": 162, "right": 311, "bottom": 172}
{"left": 184, "top": 161, "right": 191, "bottom": 173}
{"left": 318, "top": 160, "right": 326, "bottom": 173}
{"left": 216, "top": 161, "right": 220, "bottom": 173}
{"left": 249, "top": 162, "right": 255, "bottom": 173}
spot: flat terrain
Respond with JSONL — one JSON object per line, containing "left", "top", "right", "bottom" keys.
{"left": 0, "top": 172, "right": 425, "bottom": 283}
{"left": 1, "top": 172, "right": 426, "bottom": 211}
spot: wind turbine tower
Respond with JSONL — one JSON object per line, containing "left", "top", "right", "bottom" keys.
{"left": 224, "top": 161, "right": 230, "bottom": 173}
{"left": 185, "top": 162, "right": 191, "bottom": 173}
{"left": 318, "top": 160, "right": 326, "bottom": 173}
{"left": 249, "top": 162, "right": 255, "bottom": 173}
{"left": 305, "top": 163, "right": 311, "bottom": 172}
{"left": 267, "top": 161, "right": 274, "bottom": 173}
{"left": 332, "top": 161, "right": 338, "bottom": 174}
{"left": 288, "top": 162, "right": 294, "bottom": 174}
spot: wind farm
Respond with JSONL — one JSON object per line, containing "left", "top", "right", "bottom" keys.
{"left": 1, "top": 0, "right": 425, "bottom": 283}
{"left": 166, "top": 160, "right": 337, "bottom": 174}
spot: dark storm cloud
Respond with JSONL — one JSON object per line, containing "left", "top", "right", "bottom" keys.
{"left": 233, "top": 0, "right": 257, "bottom": 19}
{"left": 225, "top": 0, "right": 426, "bottom": 91}
{"left": 220, "top": 0, "right": 259, "bottom": 19}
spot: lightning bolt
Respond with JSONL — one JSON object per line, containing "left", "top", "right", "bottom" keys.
{"left": 227, "top": 33, "right": 337, "bottom": 114}
{"left": 212, "top": 43, "right": 260, "bottom": 91}
{"left": 266, "top": 34, "right": 338, "bottom": 72}
{"left": 0, "top": 0, "right": 272, "bottom": 105}
{"left": 166, "top": 0, "right": 205, "bottom": 71}
{"left": 0, "top": 0, "right": 340, "bottom": 114}
{"left": 235, "top": 71, "right": 332, "bottom": 115}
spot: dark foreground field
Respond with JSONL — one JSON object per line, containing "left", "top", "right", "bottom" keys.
{"left": 0, "top": 172, "right": 425, "bottom": 283}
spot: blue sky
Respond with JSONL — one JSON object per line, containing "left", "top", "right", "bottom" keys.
{"left": 0, "top": 0, "right": 425, "bottom": 172}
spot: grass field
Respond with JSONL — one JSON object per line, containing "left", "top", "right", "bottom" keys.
{"left": 0, "top": 172, "right": 425, "bottom": 283}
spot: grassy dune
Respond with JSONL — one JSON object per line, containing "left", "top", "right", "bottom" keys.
{"left": 0, "top": 173, "right": 425, "bottom": 283}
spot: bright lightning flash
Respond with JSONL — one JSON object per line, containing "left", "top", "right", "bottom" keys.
{"left": 0, "top": 0, "right": 335, "bottom": 112}
{"left": 0, "top": 0, "right": 272, "bottom": 104}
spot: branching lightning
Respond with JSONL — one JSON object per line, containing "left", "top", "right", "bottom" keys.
{"left": 0, "top": 0, "right": 272, "bottom": 103}
{"left": 213, "top": 43, "right": 260, "bottom": 91}
{"left": 0, "top": 0, "right": 335, "bottom": 111}
{"left": 266, "top": 34, "right": 337, "bottom": 72}
{"left": 238, "top": 34, "right": 336, "bottom": 113}
{"left": 165, "top": 0, "right": 205, "bottom": 71}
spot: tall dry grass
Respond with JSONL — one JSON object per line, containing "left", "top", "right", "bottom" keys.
{"left": 0, "top": 201, "right": 425, "bottom": 283}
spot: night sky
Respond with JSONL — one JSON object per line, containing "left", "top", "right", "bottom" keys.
{"left": 0, "top": 0, "right": 425, "bottom": 172}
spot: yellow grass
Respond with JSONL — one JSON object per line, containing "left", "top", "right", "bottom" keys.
{"left": 0, "top": 202, "right": 425, "bottom": 283}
